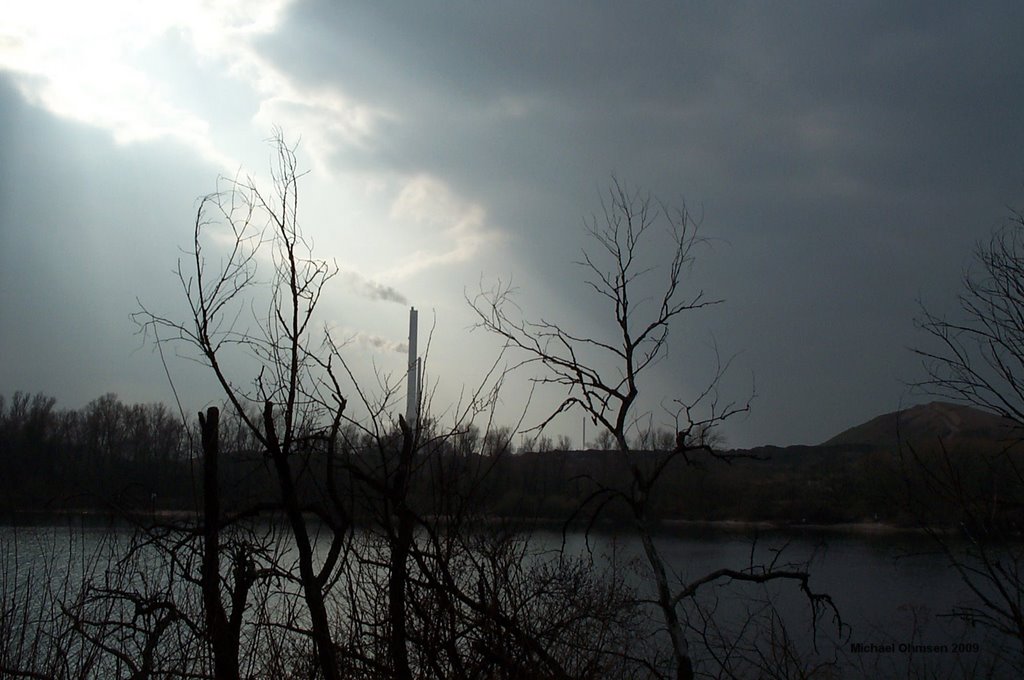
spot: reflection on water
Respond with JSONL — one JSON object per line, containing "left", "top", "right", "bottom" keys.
{"left": 1, "top": 520, "right": 1019, "bottom": 677}
{"left": 520, "top": 526, "right": 1017, "bottom": 677}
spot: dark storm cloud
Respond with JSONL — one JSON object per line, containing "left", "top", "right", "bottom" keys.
{"left": 260, "top": 1, "right": 1024, "bottom": 232}
{"left": 246, "top": 0, "right": 1024, "bottom": 443}
{"left": 4, "top": 1, "right": 1024, "bottom": 446}
{"left": 250, "top": 1, "right": 1024, "bottom": 444}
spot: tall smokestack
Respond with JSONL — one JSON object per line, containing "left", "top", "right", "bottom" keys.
{"left": 406, "top": 307, "right": 418, "bottom": 426}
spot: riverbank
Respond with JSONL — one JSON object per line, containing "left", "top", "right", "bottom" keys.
{"left": 660, "top": 518, "right": 929, "bottom": 535}
{"left": 0, "top": 508, "right": 941, "bottom": 536}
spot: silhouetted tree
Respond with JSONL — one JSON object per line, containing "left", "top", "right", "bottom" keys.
{"left": 913, "top": 210, "right": 1024, "bottom": 664}
{"left": 135, "top": 132, "right": 354, "bottom": 679}
{"left": 130, "top": 133, "right": 648, "bottom": 679}
{"left": 916, "top": 211, "right": 1024, "bottom": 424}
{"left": 472, "top": 179, "right": 836, "bottom": 679}
{"left": 593, "top": 429, "right": 615, "bottom": 451}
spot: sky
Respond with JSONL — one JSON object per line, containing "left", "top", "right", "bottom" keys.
{"left": 2, "top": 1, "right": 1023, "bottom": 448}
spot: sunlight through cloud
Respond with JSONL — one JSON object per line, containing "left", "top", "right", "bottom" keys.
{"left": 381, "top": 175, "right": 501, "bottom": 281}
{"left": 0, "top": 0, "right": 385, "bottom": 171}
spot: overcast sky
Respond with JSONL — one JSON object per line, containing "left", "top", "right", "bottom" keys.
{"left": 2, "top": 1, "right": 1023, "bottom": 448}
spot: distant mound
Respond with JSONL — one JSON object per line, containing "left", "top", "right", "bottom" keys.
{"left": 821, "top": 401, "right": 1019, "bottom": 449}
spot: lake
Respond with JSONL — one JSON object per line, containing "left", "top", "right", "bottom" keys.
{"left": 1, "top": 519, "right": 1019, "bottom": 678}
{"left": 536, "top": 524, "right": 1019, "bottom": 677}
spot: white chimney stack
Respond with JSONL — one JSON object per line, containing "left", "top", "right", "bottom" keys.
{"left": 406, "top": 307, "right": 419, "bottom": 426}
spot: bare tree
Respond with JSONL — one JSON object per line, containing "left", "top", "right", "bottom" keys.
{"left": 471, "top": 179, "right": 836, "bottom": 680}
{"left": 593, "top": 430, "right": 615, "bottom": 451}
{"left": 916, "top": 211, "right": 1024, "bottom": 424}
{"left": 912, "top": 211, "right": 1024, "bottom": 666}
{"left": 129, "top": 135, "right": 653, "bottom": 679}
{"left": 136, "top": 131, "right": 352, "bottom": 679}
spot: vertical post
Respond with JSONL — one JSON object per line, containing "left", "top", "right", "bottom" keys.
{"left": 405, "top": 307, "right": 418, "bottom": 427}
{"left": 199, "top": 406, "right": 242, "bottom": 680}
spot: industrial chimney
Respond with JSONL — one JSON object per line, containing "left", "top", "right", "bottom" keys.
{"left": 405, "top": 307, "right": 419, "bottom": 427}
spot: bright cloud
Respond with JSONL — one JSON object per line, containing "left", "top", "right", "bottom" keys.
{"left": 0, "top": 0, "right": 386, "bottom": 170}
{"left": 382, "top": 175, "right": 501, "bottom": 281}
{"left": 0, "top": 1, "right": 495, "bottom": 289}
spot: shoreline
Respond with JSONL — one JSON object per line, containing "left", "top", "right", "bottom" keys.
{"left": 659, "top": 518, "right": 928, "bottom": 535}
{"left": 1, "top": 508, "right": 932, "bottom": 535}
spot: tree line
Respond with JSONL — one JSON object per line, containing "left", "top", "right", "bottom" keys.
{"left": 0, "top": 392, "right": 191, "bottom": 513}
{"left": 4, "top": 389, "right": 1021, "bottom": 532}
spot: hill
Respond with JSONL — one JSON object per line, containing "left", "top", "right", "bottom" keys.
{"left": 820, "top": 401, "right": 1019, "bottom": 450}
